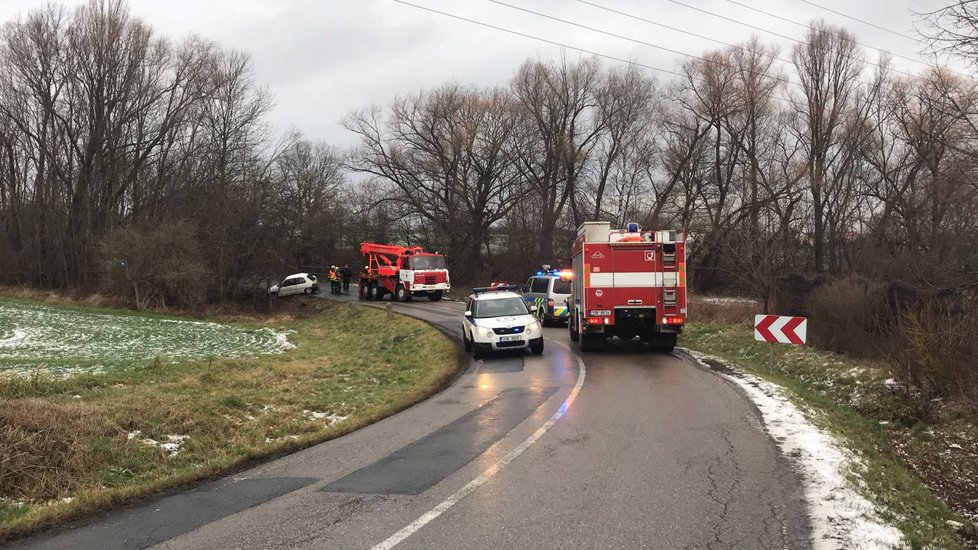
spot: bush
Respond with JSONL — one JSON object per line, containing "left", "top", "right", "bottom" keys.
{"left": 808, "top": 275, "right": 888, "bottom": 358}
{"left": 887, "top": 292, "right": 978, "bottom": 403}
{"left": 98, "top": 221, "right": 207, "bottom": 309}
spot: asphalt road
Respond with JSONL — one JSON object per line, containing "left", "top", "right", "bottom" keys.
{"left": 18, "top": 289, "right": 811, "bottom": 549}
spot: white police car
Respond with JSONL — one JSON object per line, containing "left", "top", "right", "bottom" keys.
{"left": 462, "top": 285, "right": 544, "bottom": 359}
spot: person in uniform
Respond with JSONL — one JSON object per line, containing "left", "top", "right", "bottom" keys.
{"left": 341, "top": 264, "right": 352, "bottom": 293}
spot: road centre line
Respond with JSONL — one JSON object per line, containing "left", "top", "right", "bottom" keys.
{"left": 369, "top": 342, "right": 586, "bottom": 550}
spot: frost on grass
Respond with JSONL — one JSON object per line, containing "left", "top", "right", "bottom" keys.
{"left": 0, "top": 299, "right": 294, "bottom": 375}
{"left": 683, "top": 348, "right": 905, "bottom": 550}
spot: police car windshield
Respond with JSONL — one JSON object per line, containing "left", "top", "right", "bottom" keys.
{"left": 553, "top": 279, "right": 571, "bottom": 294}
{"left": 473, "top": 297, "right": 529, "bottom": 318}
{"left": 409, "top": 255, "right": 446, "bottom": 270}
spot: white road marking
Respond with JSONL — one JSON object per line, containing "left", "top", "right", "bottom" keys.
{"left": 370, "top": 342, "right": 586, "bottom": 550}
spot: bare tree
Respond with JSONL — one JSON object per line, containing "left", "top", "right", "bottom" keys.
{"left": 344, "top": 84, "right": 526, "bottom": 278}
{"left": 791, "top": 21, "right": 866, "bottom": 272}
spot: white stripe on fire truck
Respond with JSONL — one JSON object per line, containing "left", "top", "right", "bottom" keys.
{"left": 587, "top": 272, "right": 681, "bottom": 287}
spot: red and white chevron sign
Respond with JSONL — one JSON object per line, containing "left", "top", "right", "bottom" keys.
{"left": 754, "top": 315, "right": 807, "bottom": 345}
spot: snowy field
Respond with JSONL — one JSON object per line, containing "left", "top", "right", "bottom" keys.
{"left": 0, "top": 299, "right": 293, "bottom": 376}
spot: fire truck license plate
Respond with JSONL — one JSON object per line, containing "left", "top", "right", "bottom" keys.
{"left": 499, "top": 335, "right": 523, "bottom": 342}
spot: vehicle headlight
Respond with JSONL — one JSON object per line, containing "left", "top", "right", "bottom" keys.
{"left": 526, "top": 321, "right": 541, "bottom": 334}
{"left": 474, "top": 326, "right": 493, "bottom": 337}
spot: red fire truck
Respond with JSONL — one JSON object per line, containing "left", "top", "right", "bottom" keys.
{"left": 358, "top": 242, "right": 450, "bottom": 302}
{"left": 568, "top": 222, "right": 687, "bottom": 351}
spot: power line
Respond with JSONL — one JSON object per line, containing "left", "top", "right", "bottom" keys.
{"left": 393, "top": 0, "right": 806, "bottom": 108}
{"left": 391, "top": 0, "right": 687, "bottom": 78}
{"left": 798, "top": 0, "right": 919, "bottom": 42}
{"left": 726, "top": 0, "right": 958, "bottom": 75}
{"left": 668, "top": 0, "right": 917, "bottom": 78}
{"left": 576, "top": 0, "right": 799, "bottom": 72}
{"left": 490, "top": 0, "right": 802, "bottom": 90}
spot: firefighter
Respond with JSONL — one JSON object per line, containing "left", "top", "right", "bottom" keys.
{"left": 328, "top": 265, "right": 341, "bottom": 295}
{"left": 341, "top": 264, "right": 351, "bottom": 293}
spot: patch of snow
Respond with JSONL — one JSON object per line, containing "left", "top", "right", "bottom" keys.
{"left": 264, "top": 328, "right": 296, "bottom": 351}
{"left": 883, "top": 378, "right": 898, "bottom": 388}
{"left": 264, "top": 435, "right": 300, "bottom": 444}
{"left": 303, "top": 410, "right": 348, "bottom": 424}
{"left": 682, "top": 348, "right": 905, "bottom": 550}
{"left": 131, "top": 433, "right": 190, "bottom": 456}
{"left": 696, "top": 296, "right": 760, "bottom": 305}
{"left": 59, "top": 497, "right": 74, "bottom": 504}
{"left": 0, "top": 328, "right": 29, "bottom": 347}
{"left": 948, "top": 443, "right": 963, "bottom": 450}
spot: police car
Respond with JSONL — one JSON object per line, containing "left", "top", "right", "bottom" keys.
{"left": 462, "top": 285, "right": 544, "bottom": 358}
{"left": 522, "top": 268, "right": 572, "bottom": 326}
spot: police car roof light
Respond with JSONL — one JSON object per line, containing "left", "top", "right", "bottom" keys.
{"left": 472, "top": 284, "right": 519, "bottom": 294}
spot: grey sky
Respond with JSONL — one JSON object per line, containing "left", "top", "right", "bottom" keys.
{"left": 0, "top": 0, "right": 962, "bottom": 147}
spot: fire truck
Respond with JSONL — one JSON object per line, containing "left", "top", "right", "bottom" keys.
{"left": 358, "top": 242, "right": 450, "bottom": 302}
{"left": 567, "top": 222, "right": 687, "bottom": 351}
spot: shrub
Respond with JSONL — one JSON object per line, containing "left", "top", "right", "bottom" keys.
{"left": 808, "top": 275, "right": 888, "bottom": 358}
{"left": 886, "top": 292, "right": 978, "bottom": 403}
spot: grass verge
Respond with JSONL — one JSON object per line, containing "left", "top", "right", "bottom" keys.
{"left": 0, "top": 297, "right": 462, "bottom": 542}
{"left": 683, "top": 322, "right": 977, "bottom": 549}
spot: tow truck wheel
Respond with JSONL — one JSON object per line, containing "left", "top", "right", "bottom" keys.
{"left": 358, "top": 283, "right": 367, "bottom": 300}
{"left": 396, "top": 285, "right": 411, "bottom": 302}
{"left": 428, "top": 290, "right": 443, "bottom": 302}
{"left": 369, "top": 283, "right": 381, "bottom": 301}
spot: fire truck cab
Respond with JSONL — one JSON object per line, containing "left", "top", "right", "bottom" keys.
{"left": 568, "top": 222, "right": 687, "bottom": 352}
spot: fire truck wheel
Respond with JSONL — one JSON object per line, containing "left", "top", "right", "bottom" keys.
{"left": 580, "top": 334, "right": 602, "bottom": 352}
{"left": 369, "top": 283, "right": 381, "bottom": 301}
{"left": 651, "top": 333, "right": 677, "bottom": 353}
{"left": 428, "top": 290, "right": 443, "bottom": 302}
{"left": 358, "top": 283, "right": 367, "bottom": 300}
{"left": 396, "top": 285, "right": 411, "bottom": 302}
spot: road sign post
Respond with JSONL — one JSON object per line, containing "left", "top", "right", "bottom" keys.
{"left": 754, "top": 314, "right": 808, "bottom": 373}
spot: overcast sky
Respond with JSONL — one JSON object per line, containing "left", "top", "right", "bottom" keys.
{"left": 0, "top": 0, "right": 962, "bottom": 147}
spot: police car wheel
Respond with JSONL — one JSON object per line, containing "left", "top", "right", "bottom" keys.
{"left": 530, "top": 338, "right": 544, "bottom": 355}
{"left": 463, "top": 331, "right": 472, "bottom": 352}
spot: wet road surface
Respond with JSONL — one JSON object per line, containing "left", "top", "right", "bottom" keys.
{"left": 17, "top": 289, "right": 811, "bottom": 549}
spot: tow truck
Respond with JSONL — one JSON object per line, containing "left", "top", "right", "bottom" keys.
{"left": 358, "top": 242, "right": 450, "bottom": 302}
